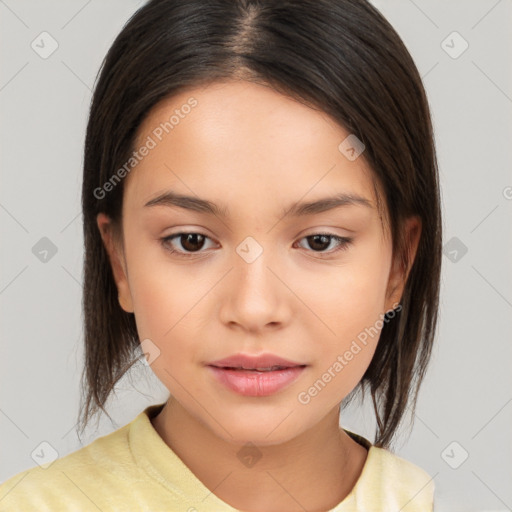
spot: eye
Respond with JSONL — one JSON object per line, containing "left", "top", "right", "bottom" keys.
{"left": 161, "top": 232, "right": 216, "bottom": 257}
{"left": 295, "top": 233, "right": 353, "bottom": 256}
{"left": 161, "top": 231, "right": 353, "bottom": 258}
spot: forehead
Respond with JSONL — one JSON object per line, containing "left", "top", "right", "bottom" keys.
{"left": 126, "top": 80, "right": 381, "bottom": 219}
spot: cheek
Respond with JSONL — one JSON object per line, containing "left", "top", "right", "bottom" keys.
{"left": 292, "top": 241, "right": 391, "bottom": 399}
{"left": 295, "top": 267, "right": 385, "bottom": 405}
{"left": 123, "top": 238, "right": 196, "bottom": 339}
{"left": 295, "top": 243, "right": 391, "bottom": 337}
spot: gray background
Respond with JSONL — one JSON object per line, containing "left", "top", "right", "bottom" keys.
{"left": 1, "top": 1, "right": 511, "bottom": 510}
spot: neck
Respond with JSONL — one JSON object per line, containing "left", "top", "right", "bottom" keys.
{"left": 151, "top": 397, "right": 368, "bottom": 512}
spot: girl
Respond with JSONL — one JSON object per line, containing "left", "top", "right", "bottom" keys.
{"left": 0, "top": 0, "right": 442, "bottom": 510}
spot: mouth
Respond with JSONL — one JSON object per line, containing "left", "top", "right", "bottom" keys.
{"left": 206, "top": 353, "right": 308, "bottom": 396}
{"left": 211, "top": 365, "right": 303, "bottom": 372}
{"left": 208, "top": 352, "right": 306, "bottom": 370}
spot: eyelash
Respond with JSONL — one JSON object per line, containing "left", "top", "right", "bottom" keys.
{"left": 160, "top": 232, "right": 353, "bottom": 258}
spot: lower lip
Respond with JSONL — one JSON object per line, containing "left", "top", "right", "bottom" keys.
{"left": 207, "top": 365, "right": 306, "bottom": 397}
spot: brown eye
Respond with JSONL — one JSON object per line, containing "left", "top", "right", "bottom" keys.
{"left": 305, "top": 234, "right": 332, "bottom": 251}
{"left": 161, "top": 232, "right": 214, "bottom": 256}
{"left": 296, "top": 233, "right": 353, "bottom": 255}
{"left": 178, "top": 233, "right": 206, "bottom": 252}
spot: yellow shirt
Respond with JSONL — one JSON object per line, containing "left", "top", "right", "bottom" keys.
{"left": 0, "top": 403, "right": 434, "bottom": 511}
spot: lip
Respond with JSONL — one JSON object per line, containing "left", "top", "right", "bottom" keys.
{"left": 207, "top": 353, "right": 307, "bottom": 397}
{"left": 208, "top": 353, "right": 305, "bottom": 370}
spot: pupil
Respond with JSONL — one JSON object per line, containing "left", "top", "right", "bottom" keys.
{"left": 309, "top": 234, "right": 330, "bottom": 251}
{"left": 182, "top": 233, "right": 204, "bottom": 252}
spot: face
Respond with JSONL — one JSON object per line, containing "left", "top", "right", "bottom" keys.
{"left": 98, "top": 80, "right": 420, "bottom": 446}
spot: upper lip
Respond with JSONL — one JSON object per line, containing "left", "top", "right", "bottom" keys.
{"left": 208, "top": 353, "right": 306, "bottom": 370}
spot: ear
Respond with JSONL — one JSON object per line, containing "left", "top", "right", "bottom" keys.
{"left": 96, "top": 213, "right": 134, "bottom": 313}
{"left": 384, "top": 215, "right": 422, "bottom": 312}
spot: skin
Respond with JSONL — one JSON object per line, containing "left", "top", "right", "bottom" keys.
{"left": 97, "top": 80, "right": 421, "bottom": 512}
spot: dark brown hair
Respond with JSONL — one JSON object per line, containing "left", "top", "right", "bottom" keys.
{"left": 78, "top": 0, "right": 442, "bottom": 449}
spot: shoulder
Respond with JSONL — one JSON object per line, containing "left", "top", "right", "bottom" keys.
{"left": 0, "top": 422, "right": 140, "bottom": 511}
{"left": 359, "top": 445, "right": 435, "bottom": 511}
{"left": 343, "top": 429, "right": 435, "bottom": 512}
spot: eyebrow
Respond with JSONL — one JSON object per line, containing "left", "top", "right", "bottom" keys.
{"left": 144, "top": 190, "right": 373, "bottom": 218}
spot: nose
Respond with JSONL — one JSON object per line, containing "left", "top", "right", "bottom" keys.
{"left": 218, "top": 244, "right": 291, "bottom": 333}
